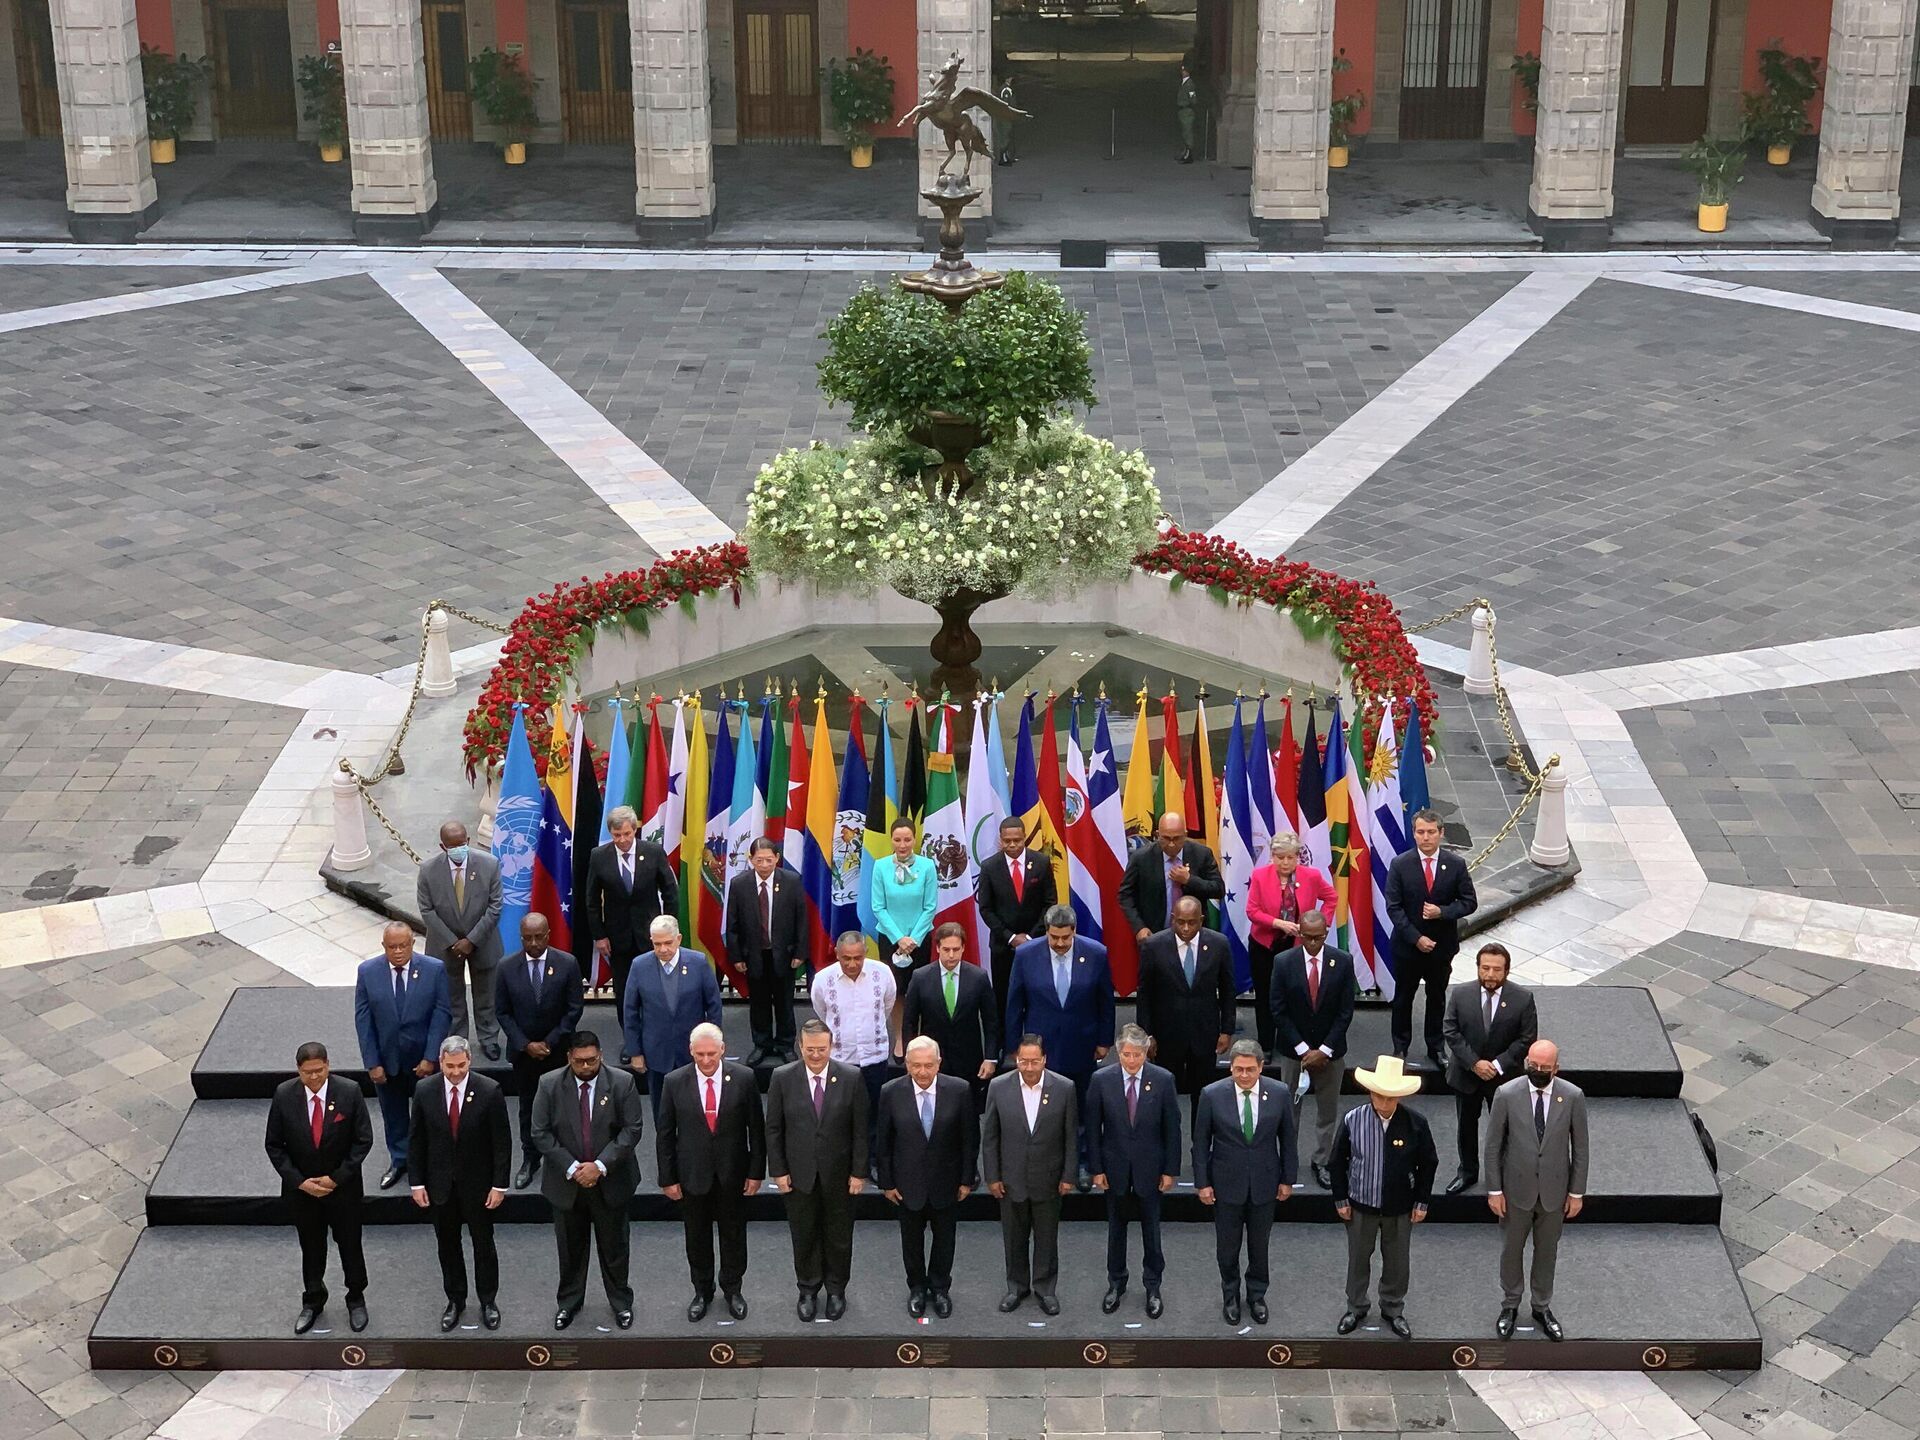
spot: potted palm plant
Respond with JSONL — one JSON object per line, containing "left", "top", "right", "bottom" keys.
{"left": 823, "top": 49, "right": 895, "bottom": 169}
{"left": 1681, "top": 137, "right": 1745, "bottom": 232}
{"left": 1328, "top": 50, "right": 1364, "bottom": 168}
{"left": 1740, "top": 44, "right": 1820, "bottom": 165}
{"left": 297, "top": 53, "right": 348, "bottom": 162}
{"left": 139, "top": 46, "right": 211, "bottom": 164}
{"left": 469, "top": 48, "right": 538, "bottom": 165}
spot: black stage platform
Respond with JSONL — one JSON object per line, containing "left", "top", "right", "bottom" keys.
{"left": 191, "top": 985, "right": 1682, "bottom": 1099}
{"left": 90, "top": 1221, "right": 1760, "bottom": 1372}
{"left": 147, "top": 1094, "right": 1721, "bottom": 1228}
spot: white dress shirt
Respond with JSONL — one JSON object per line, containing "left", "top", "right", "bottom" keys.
{"left": 1020, "top": 1078, "right": 1044, "bottom": 1131}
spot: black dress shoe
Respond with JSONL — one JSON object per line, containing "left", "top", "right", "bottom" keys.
{"left": 1336, "top": 1309, "right": 1364, "bottom": 1334}
{"left": 1077, "top": 1167, "right": 1092, "bottom": 1193}
{"left": 1222, "top": 1295, "right": 1241, "bottom": 1325}
{"left": 1427, "top": 1050, "right": 1446, "bottom": 1075}
{"left": 746, "top": 1046, "right": 769, "bottom": 1067}
{"left": 554, "top": 1306, "right": 577, "bottom": 1330}
{"left": 1534, "top": 1307, "right": 1564, "bottom": 1342}
{"left": 798, "top": 1291, "right": 817, "bottom": 1322}
{"left": 1388, "top": 1314, "right": 1413, "bottom": 1339}
{"left": 441, "top": 1301, "right": 463, "bottom": 1332}
{"left": 931, "top": 1291, "right": 952, "bottom": 1318}
{"left": 1496, "top": 1306, "right": 1517, "bottom": 1339}
{"left": 482, "top": 1042, "right": 501, "bottom": 1061}
{"left": 1144, "top": 1289, "right": 1163, "bottom": 1319}
{"left": 293, "top": 1305, "right": 321, "bottom": 1335}
{"left": 378, "top": 1164, "right": 404, "bottom": 1190}
{"left": 481, "top": 1302, "right": 500, "bottom": 1330}
{"left": 1036, "top": 1294, "right": 1059, "bottom": 1316}
{"left": 514, "top": 1159, "right": 537, "bottom": 1190}
{"left": 908, "top": 1289, "right": 927, "bottom": 1318}
{"left": 1248, "top": 1297, "right": 1269, "bottom": 1325}
{"left": 824, "top": 1290, "right": 845, "bottom": 1321}
{"left": 1101, "top": 1284, "right": 1125, "bottom": 1314}
{"left": 999, "top": 1289, "right": 1028, "bottom": 1312}
{"left": 347, "top": 1300, "right": 368, "bottom": 1333}
{"left": 615, "top": 1310, "right": 633, "bottom": 1329}
{"left": 725, "top": 1291, "right": 748, "bottom": 1320}
{"left": 687, "top": 1294, "right": 710, "bottom": 1322}
{"left": 1312, "top": 1162, "right": 1332, "bottom": 1190}
{"left": 1445, "top": 1172, "right": 1476, "bottom": 1195}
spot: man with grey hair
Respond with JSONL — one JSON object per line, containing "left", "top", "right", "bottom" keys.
{"left": 624, "top": 914, "right": 722, "bottom": 1121}
{"left": 583, "top": 804, "right": 679, "bottom": 1025}
{"left": 810, "top": 930, "right": 898, "bottom": 1172}
{"left": 1086, "top": 1023, "right": 1181, "bottom": 1317}
{"left": 407, "top": 1034, "right": 512, "bottom": 1331}
{"left": 658, "top": 1021, "right": 765, "bottom": 1320}
{"left": 1005, "top": 904, "right": 1113, "bottom": 1187}
{"left": 877, "top": 1036, "right": 978, "bottom": 1317}
{"left": 1193, "top": 1037, "right": 1297, "bottom": 1325}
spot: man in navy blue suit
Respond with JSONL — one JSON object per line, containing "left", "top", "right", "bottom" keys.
{"left": 1086, "top": 1023, "right": 1181, "bottom": 1318}
{"left": 354, "top": 921, "right": 452, "bottom": 1190}
{"left": 623, "top": 914, "right": 723, "bottom": 1119}
{"left": 495, "top": 911, "right": 585, "bottom": 1190}
{"left": 1193, "top": 1038, "right": 1298, "bottom": 1326}
{"left": 1005, "top": 904, "right": 1113, "bottom": 1185}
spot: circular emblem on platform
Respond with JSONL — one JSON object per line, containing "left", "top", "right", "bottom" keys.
{"left": 1452, "top": 1346, "right": 1478, "bottom": 1369}
{"left": 1643, "top": 1346, "right": 1668, "bottom": 1369}
{"left": 525, "top": 1345, "right": 551, "bottom": 1368}
{"left": 340, "top": 1345, "right": 367, "bottom": 1368}
{"left": 710, "top": 1343, "right": 736, "bottom": 1366}
{"left": 1082, "top": 1343, "right": 1109, "bottom": 1366}
{"left": 1266, "top": 1344, "right": 1292, "bottom": 1367}
{"left": 896, "top": 1342, "right": 922, "bottom": 1366}
{"left": 152, "top": 1345, "right": 178, "bottom": 1368}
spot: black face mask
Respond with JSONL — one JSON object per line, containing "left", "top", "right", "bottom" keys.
{"left": 1525, "top": 1067, "right": 1554, "bottom": 1088}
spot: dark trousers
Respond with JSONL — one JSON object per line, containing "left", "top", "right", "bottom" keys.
{"left": 374, "top": 1069, "right": 419, "bottom": 1165}
{"left": 431, "top": 1191, "right": 499, "bottom": 1304}
{"left": 897, "top": 1203, "right": 958, "bottom": 1294}
{"left": 681, "top": 1185, "right": 749, "bottom": 1296}
{"left": 513, "top": 1050, "right": 567, "bottom": 1164}
{"left": 784, "top": 1178, "right": 855, "bottom": 1293}
{"left": 291, "top": 1189, "right": 367, "bottom": 1309}
{"left": 1104, "top": 1187, "right": 1165, "bottom": 1287}
{"left": 609, "top": 951, "right": 637, "bottom": 1043}
{"left": 1063, "top": 1067, "right": 1093, "bottom": 1171}
{"left": 859, "top": 1061, "right": 889, "bottom": 1169}
{"left": 1250, "top": 940, "right": 1279, "bottom": 1053}
{"left": 1390, "top": 953, "right": 1452, "bottom": 1057}
{"left": 1455, "top": 1087, "right": 1494, "bottom": 1175}
{"left": 1000, "top": 1195, "right": 1061, "bottom": 1297}
{"left": 990, "top": 947, "right": 1014, "bottom": 1003}
{"left": 747, "top": 949, "right": 797, "bottom": 1049}
{"left": 1214, "top": 1197, "right": 1276, "bottom": 1300}
{"left": 553, "top": 1189, "right": 633, "bottom": 1312}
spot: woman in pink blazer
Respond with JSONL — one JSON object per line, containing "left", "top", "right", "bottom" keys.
{"left": 1246, "top": 835, "right": 1338, "bottom": 1058}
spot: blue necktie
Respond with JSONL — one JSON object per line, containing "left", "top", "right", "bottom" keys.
{"left": 1182, "top": 942, "right": 1195, "bottom": 987}
{"left": 919, "top": 1089, "right": 934, "bottom": 1138}
{"left": 1055, "top": 955, "right": 1070, "bottom": 1006}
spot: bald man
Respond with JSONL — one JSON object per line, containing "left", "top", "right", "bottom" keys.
{"left": 1484, "top": 1040, "right": 1587, "bottom": 1343}
{"left": 1119, "top": 812, "right": 1225, "bottom": 942}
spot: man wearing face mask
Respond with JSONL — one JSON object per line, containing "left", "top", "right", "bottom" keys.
{"left": 417, "top": 820, "right": 504, "bottom": 1060}
{"left": 1484, "top": 1039, "right": 1587, "bottom": 1343}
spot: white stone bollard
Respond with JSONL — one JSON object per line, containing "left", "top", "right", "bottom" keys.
{"left": 1529, "top": 758, "right": 1570, "bottom": 868}
{"left": 476, "top": 770, "right": 501, "bottom": 850}
{"left": 1464, "top": 606, "right": 1496, "bottom": 695}
{"left": 421, "top": 607, "right": 456, "bottom": 699}
{"left": 331, "top": 765, "right": 374, "bottom": 871}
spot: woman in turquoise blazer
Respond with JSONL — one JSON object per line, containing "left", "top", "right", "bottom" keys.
{"left": 870, "top": 818, "right": 937, "bottom": 980}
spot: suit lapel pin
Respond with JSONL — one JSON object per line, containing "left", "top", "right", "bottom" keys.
{"left": 546, "top": 966, "right": 553, "bottom": 978}
{"left": 599, "top": 1095, "right": 608, "bottom": 1107}
{"left": 410, "top": 968, "right": 419, "bottom": 982}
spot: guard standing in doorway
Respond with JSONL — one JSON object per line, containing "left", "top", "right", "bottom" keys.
{"left": 998, "top": 75, "right": 1019, "bottom": 165}
{"left": 1176, "top": 62, "right": 1198, "bottom": 164}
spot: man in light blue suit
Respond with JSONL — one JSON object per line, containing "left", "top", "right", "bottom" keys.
{"left": 1004, "top": 905, "right": 1114, "bottom": 1185}
{"left": 623, "top": 914, "right": 723, "bottom": 1119}
{"left": 354, "top": 921, "right": 452, "bottom": 1190}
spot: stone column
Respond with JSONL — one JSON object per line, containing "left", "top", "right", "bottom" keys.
{"left": 1811, "top": 0, "right": 1918, "bottom": 248}
{"left": 916, "top": 0, "right": 992, "bottom": 234}
{"left": 1218, "top": 0, "right": 1260, "bottom": 166}
{"left": 52, "top": 0, "right": 158, "bottom": 240}
{"left": 1482, "top": 0, "right": 1520, "bottom": 151}
{"left": 1248, "top": 0, "right": 1334, "bottom": 250}
{"left": 632, "top": 0, "right": 716, "bottom": 239}
{"left": 339, "top": 0, "right": 440, "bottom": 241}
{"left": 1526, "top": 0, "right": 1627, "bottom": 250}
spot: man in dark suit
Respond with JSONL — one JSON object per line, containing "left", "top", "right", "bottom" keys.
{"left": 1135, "top": 897, "right": 1234, "bottom": 1124}
{"left": 724, "top": 838, "right": 808, "bottom": 1064}
{"left": 1442, "top": 941, "right": 1537, "bottom": 1194}
{"left": 1270, "top": 910, "right": 1358, "bottom": 1190}
{"left": 1192, "top": 1039, "right": 1298, "bottom": 1325}
{"left": 1118, "top": 811, "right": 1225, "bottom": 941}
{"left": 530, "top": 1029, "right": 646, "bottom": 1330}
{"left": 1384, "top": 808, "right": 1479, "bottom": 1071}
{"left": 657, "top": 1021, "right": 767, "bottom": 1321}
{"left": 765, "top": 1019, "right": 869, "bottom": 1321}
{"left": 981, "top": 1035, "right": 1077, "bottom": 1314}
{"left": 416, "top": 819, "right": 505, "bottom": 1059}
{"left": 407, "top": 1036, "right": 512, "bottom": 1331}
{"left": 976, "top": 817, "right": 1056, "bottom": 997}
{"left": 1332, "top": 1055, "right": 1439, "bottom": 1338}
{"left": 876, "top": 1037, "right": 979, "bottom": 1317}
{"left": 265, "top": 1041, "right": 372, "bottom": 1335}
{"left": 1004, "top": 905, "right": 1114, "bottom": 1183}
{"left": 353, "top": 921, "right": 452, "bottom": 1189}
{"left": 1085, "top": 1023, "right": 1180, "bottom": 1318}
{"left": 495, "top": 911, "right": 585, "bottom": 1190}
{"left": 623, "top": 915, "right": 723, "bottom": 1119}
{"left": 583, "top": 804, "right": 680, "bottom": 1025}
{"left": 903, "top": 922, "right": 999, "bottom": 1108}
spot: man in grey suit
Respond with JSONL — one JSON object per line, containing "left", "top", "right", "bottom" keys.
{"left": 417, "top": 820, "right": 505, "bottom": 1060}
{"left": 1485, "top": 1038, "right": 1588, "bottom": 1342}
{"left": 981, "top": 1034, "right": 1078, "bottom": 1314}
{"left": 530, "top": 1029, "right": 646, "bottom": 1331}
{"left": 765, "top": 1019, "right": 869, "bottom": 1321}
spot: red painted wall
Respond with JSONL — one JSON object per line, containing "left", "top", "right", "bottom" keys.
{"left": 496, "top": 0, "right": 530, "bottom": 52}
{"left": 316, "top": 0, "right": 341, "bottom": 49}
{"left": 134, "top": 0, "right": 174, "bottom": 53}
{"left": 1512, "top": 0, "right": 1543, "bottom": 135}
{"left": 1742, "top": 0, "right": 1831, "bottom": 132}
{"left": 847, "top": 0, "right": 918, "bottom": 138}
{"left": 1332, "top": 0, "right": 1377, "bottom": 136}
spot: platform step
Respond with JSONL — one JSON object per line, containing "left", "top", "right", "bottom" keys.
{"left": 191, "top": 986, "right": 1681, "bottom": 1100}
{"left": 89, "top": 1221, "right": 1759, "bottom": 1373}
{"left": 147, "top": 1093, "right": 1720, "bottom": 1228}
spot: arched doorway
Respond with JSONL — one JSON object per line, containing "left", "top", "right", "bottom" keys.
{"left": 1624, "top": 0, "right": 1716, "bottom": 144}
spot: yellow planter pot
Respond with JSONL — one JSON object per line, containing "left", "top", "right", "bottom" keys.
{"left": 319, "top": 142, "right": 344, "bottom": 163}
{"left": 1697, "top": 201, "right": 1729, "bottom": 233}
{"left": 1766, "top": 143, "right": 1791, "bottom": 166}
{"left": 1328, "top": 144, "right": 1350, "bottom": 169}
{"left": 149, "top": 137, "right": 176, "bottom": 165}
{"left": 850, "top": 144, "right": 873, "bottom": 169}
{"left": 504, "top": 142, "right": 527, "bottom": 166}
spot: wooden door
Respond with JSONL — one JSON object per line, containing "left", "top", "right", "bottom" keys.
{"left": 735, "top": 0, "right": 818, "bottom": 144}
{"left": 1400, "top": 0, "right": 1489, "bottom": 141}
{"left": 13, "top": 0, "right": 60, "bottom": 137}
{"left": 422, "top": 0, "right": 472, "bottom": 139}
{"left": 560, "top": 0, "right": 633, "bottom": 145}
{"left": 208, "top": 0, "right": 297, "bottom": 139}
{"left": 1908, "top": 36, "right": 1919, "bottom": 138}
{"left": 1624, "top": 0, "right": 1715, "bottom": 144}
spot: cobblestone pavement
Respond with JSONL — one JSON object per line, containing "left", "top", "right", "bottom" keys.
{"left": 1699, "top": 272, "right": 1920, "bottom": 317}
{"left": 0, "top": 267, "right": 257, "bottom": 316}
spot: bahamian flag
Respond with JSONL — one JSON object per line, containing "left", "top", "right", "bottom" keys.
{"left": 491, "top": 707, "right": 542, "bottom": 958}
{"left": 1218, "top": 698, "right": 1257, "bottom": 990}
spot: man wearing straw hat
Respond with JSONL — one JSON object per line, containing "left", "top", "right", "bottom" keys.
{"left": 1331, "top": 1054, "right": 1438, "bottom": 1338}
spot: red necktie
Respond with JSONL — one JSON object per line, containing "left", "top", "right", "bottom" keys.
{"left": 704, "top": 1075, "right": 719, "bottom": 1133}
{"left": 1424, "top": 856, "right": 1435, "bottom": 893}
{"left": 448, "top": 1084, "right": 461, "bottom": 1139}
{"left": 1307, "top": 954, "right": 1320, "bottom": 1008}
{"left": 310, "top": 1091, "right": 324, "bottom": 1148}
{"left": 1010, "top": 857, "right": 1024, "bottom": 901}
